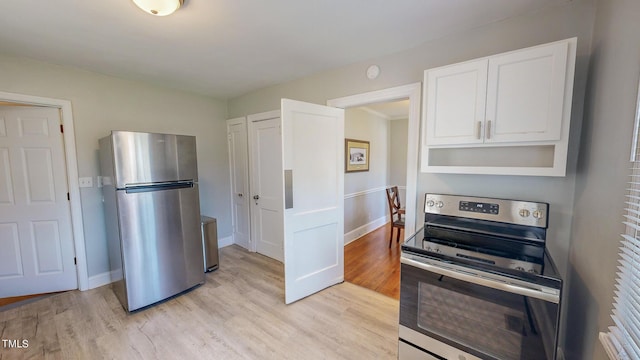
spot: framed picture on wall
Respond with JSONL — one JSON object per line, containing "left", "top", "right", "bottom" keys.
{"left": 345, "top": 138, "right": 370, "bottom": 173}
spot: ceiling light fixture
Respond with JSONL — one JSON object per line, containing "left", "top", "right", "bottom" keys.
{"left": 132, "top": 0, "right": 184, "bottom": 16}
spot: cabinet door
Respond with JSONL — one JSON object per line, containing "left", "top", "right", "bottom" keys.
{"left": 424, "top": 59, "right": 488, "bottom": 146}
{"left": 485, "top": 41, "right": 568, "bottom": 143}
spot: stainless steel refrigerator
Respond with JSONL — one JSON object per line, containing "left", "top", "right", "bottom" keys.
{"left": 99, "top": 131, "right": 205, "bottom": 312}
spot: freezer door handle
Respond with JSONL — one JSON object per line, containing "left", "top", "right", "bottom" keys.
{"left": 125, "top": 181, "right": 193, "bottom": 193}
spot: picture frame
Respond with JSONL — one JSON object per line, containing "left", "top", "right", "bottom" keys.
{"left": 345, "top": 138, "right": 370, "bottom": 173}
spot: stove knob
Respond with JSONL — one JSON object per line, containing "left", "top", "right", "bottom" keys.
{"left": 533, "top": 210, "right": 544, "bottom": 219}
{"left": 515, "top": 266, "right": 525, "bottom": 271}
{"left": 437, "top": 201, "right": 444, "bottom": 208}
{"left": 426, "top": 200, "right": 435, "bottom": 207}
{"left": 519, "top": 209, "right": 530, "bottom": 218}
{"left": 528, "top": 269, "right": 537, "bottom": 274}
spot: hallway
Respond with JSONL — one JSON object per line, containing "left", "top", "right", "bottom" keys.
{"left": 344, "top": 224, "right": 401, "bottom": 299}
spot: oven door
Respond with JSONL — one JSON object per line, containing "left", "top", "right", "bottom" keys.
{"left": 399, "top": 254, "right": 560, "bottom": 360}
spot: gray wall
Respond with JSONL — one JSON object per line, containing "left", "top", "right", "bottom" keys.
{"left": 0, "top": 54, "right": 230, "bottom": 278}
{"left": 390, "top": 118, "right": 408, "bottom": 205}
{"left": 344, "top": 108, "right": 389, "bottom": 234}
{"left": 228, "top": 0, "right": 597, "bottom": 357}
{"left": 229, "top": 0, "right": 595, "bottom": 276}
{"left": 565, "top": 0, "right": 640, "bottom": 359}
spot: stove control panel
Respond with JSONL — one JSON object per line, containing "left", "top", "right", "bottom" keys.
{"left": 459, "top": 201, "right": 499, "bottom": 215}
{"left": 424, "top": 193, "right": 549, "bottom": 228}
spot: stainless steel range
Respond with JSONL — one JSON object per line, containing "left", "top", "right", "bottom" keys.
{"left": 399, "top": 194, "right": 562, "bottom": 360}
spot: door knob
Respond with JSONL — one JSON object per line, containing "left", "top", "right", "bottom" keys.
{"left": 253, "top": 195, "right": 260, "bottom": 200}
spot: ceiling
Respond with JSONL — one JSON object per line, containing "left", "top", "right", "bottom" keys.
{"left": 362, "top": 100, "right": 410, "bottom": 120}
{"left": 0, "top": 0, "right": 568, "bottom": 99}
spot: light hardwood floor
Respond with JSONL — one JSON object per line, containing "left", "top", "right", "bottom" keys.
{"left": 0, "top": 245, "right": 399, "bottom": 360}
{"left": 345, "top": 224, "right": 401, "bottom": 300}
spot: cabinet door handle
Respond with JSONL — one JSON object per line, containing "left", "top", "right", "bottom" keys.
{"left": 486, "top": 120, "right": 492, "bottom": 140}
{"left": 476, "top": 121, "right": 482, "bottom": 139}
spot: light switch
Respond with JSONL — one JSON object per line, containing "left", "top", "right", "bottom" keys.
{"left": 79, "top": 177, "right": 93, "bottom": 188}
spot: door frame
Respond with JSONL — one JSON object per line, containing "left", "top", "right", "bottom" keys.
{"left": 0, "top": 90, "right": 88, "bottom": 291}
{"left": 327, "top": 83, "right": 421, "bottom": 238}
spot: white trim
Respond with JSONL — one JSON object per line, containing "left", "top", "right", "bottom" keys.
{"left": 247, "top": 109, "right": 280, "bottom": 122}
{"left": 328, "top": 83, "right": 421, "bottom": 240}
{"left": 343, "top": 215, "right": 389, "bottom": 245}
{"left": 0, "top": 91, "right": 89, "bottom": 291}
{"left": 344, "top": 185, "right": 406, "bottom": 199}
{"left": 219, "top": 235, "right": 234, "bottom": 248}
{"left": 344, "top": 186, "right": 387, "bottom": 199}
{"left": 88, "top": 271, "right": 112, "bottom": 289}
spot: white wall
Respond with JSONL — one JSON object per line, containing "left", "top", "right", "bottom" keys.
{"left": 344, "top": 108, "right": 389, "bottom": 235}
{"left": 565, "top": 1, "right": 640, "bottom": 359}
{"left": 227, "top": 0, "right": 596, "bottom": 355}
{"left": 0, "top": 54, "right": 230, "bottom": 278}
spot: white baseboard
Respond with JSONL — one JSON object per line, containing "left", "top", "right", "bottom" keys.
{"left": 344, "top": 215, "right": 389, "bottom": 245}
{"left": 88, "top": 271, "right": 112, "bottom": 289}
{"left": 219, "top": 235, "right": 233, "bottom": 248}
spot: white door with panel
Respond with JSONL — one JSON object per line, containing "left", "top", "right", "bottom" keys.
{"left": 249, "top": 112, "right": 284, "bottom": 262}
{"left": 227, "top": 117, "right": 251, "bottom": 250}
{"left": 0, "top": 106, "right": 77, "bottom": 297}
{"left": 281, "top": 99, "right": 344, "bottom": 304}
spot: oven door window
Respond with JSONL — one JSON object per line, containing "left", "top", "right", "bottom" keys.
{"left": 400, "top": 263, "right": 558, "bottom": 360}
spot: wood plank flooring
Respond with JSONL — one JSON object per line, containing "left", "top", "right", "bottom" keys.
{"left": 344, "top": 224, "right": 401, "bottom": 300}
{"left": 0, "top": 245, "right": 399, "bottom": 360}
{"left": 0, "top": 294, "right": 46, "bottom": 308}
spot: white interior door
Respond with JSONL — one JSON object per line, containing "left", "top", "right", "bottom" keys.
{"left": 282, "top": 99, "right": 344, "bottom": 304}
{"left": 249, "top": 113, "right": 284, "bottom": 262}
{"left": 0, "top": 106, "right": 77, "bottom": 297}
{"left": 227, "top": 117, "right": 251, "bottom": 250}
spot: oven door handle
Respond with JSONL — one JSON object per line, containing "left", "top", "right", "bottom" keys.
{"left": 401, "top": 255, "right": 560, "bottom": 303}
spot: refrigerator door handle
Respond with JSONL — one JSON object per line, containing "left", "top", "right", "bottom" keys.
{"left": 125, "top": 181, "right": 193, "bottom": 193}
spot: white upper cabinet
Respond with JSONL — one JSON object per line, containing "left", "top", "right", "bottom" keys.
{"left": 421, "top": 38, "right": 577, "bottom": 177}
{"left": 486, "top": 41, "right": 568, "bottom": 143}
{"left": 425, "top": 59, "right": 488, "bottom": 145}
{"left": 425, "top": 40, "right": 570, "bottom": 146}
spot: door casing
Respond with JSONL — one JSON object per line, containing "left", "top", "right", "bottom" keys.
{"left": 0, "top": 91, "right": 88, "bottom": 291}
{"left": 327, "top": 83, "right": 422, "bottom": 238}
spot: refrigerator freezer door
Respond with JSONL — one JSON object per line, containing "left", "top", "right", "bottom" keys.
{"left": 111, "top": 131, "right": 198, "bottom": 188}
{"left": 116, "top": 184, "right": 204, "bottom": 311}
